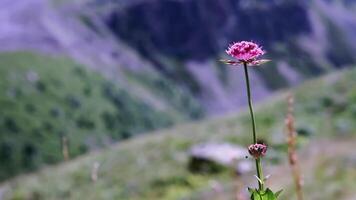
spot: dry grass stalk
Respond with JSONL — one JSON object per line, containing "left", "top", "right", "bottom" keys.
{"left": 61, "top": 136, "right": 69, "bottom": 161}
{"left": 91, "top": 162, "right": 100, "bottom": 182}
{"left": 285, "top": 94, "right": 303, "bottom": 200}
{"left": 234, "top": 175, "right": 247, "bottom": 200}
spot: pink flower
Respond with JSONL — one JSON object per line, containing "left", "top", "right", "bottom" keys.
{"left": 226, "top": 41, "right": 265, "bottom": 61}
{"left": 248, "top": 143, "right": 268, "bottom": 159}
{"left": 221, "top": 41, "right": 269, "bottom": 66}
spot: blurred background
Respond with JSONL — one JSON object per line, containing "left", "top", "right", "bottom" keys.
{"left": 0, "top": 0, "right": 356, "bottom": 199}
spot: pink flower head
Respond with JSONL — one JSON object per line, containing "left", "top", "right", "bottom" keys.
{"left": 221, "top": 41, "right": 269, "bottom": 66}
{"left": 226, "top": 41, "right": 265, "bottom": 61}
{"left": 248, "top": 143, "right": 268, "bottom": 159}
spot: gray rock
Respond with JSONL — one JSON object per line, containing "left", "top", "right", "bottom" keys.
{"left": 188, "top": 143, "right": 252, "bottom": 174}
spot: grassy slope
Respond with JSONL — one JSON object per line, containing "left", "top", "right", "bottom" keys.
{"left": 2, "top": 66, "right": 356, "bottom": 200}
{"left": 0, "top": 52, "right": 178, "bottom": 181}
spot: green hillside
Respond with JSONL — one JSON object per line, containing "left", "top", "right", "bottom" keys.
{"left": 0, "top": 52, "right": 182, "bottom": 180}
{"left": 2, "top": 66, "right": 356, "bottom": 200}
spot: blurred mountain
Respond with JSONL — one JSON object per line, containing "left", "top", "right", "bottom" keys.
{"left": 1, "top": 0, "right": 355, "bottom": 115}
{"left": 104, "top": 0, "right": 356, "bottom": 114}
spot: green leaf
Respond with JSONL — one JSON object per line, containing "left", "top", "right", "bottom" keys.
{"left": 275, "top": 189, "right": 283, "bottom": 198}
{"left": 248, "top": 187, "right": 256, "bottom": 193}
{"left": 265, "top": 188, "right": 277, "bottom": 200}
{"left": 250, "top": 190, "right": 262, "bottom": 200}
{"left": 248, "top": 188, "right": 282, "bottom": 200}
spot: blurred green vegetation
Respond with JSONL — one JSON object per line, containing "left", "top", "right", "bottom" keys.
{"left": 2, "top": 66, "right": 356, "bottom": 199}
{"left": 0, "top": 52, "right": 180, "bottom": 181}
{"left": 124, "top": 70, "right": 204, "bottom": 120}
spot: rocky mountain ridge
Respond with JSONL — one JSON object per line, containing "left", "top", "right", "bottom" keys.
{"left": 1, "top": 0, "right": 356, "bottom": 114}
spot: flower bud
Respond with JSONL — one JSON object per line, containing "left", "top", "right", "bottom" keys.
{"left": 248, "top": 143, "right": 267, "bottom": 159}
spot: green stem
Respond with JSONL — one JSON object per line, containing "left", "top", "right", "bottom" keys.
{"left": 255, "top": 158, "right": 264, "bottom": 190}
{"left": 243, "top": 63, "right": 257, "bottom": 143}
{"left": 243, "top": 63, "right": 264, "bottom": 191}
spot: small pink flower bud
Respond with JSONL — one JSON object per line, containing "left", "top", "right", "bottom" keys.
{"left": 248, "top": 143, "right": 268, "bottom": 159}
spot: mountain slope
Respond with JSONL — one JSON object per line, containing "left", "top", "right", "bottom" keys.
{"left": 0, "top": 52, "right": 186, "bottom": 181}
{"left": 2, "top": 66, "right": 356, "bottom": 200}
{"left": 85, "top": 0, "right": 356, "bottom": 113}
{"left": 1, "top": 0, "right": 356, "bottom": 115}
{"left": 0, "top": 0, "right": 204, "bottom": 118}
